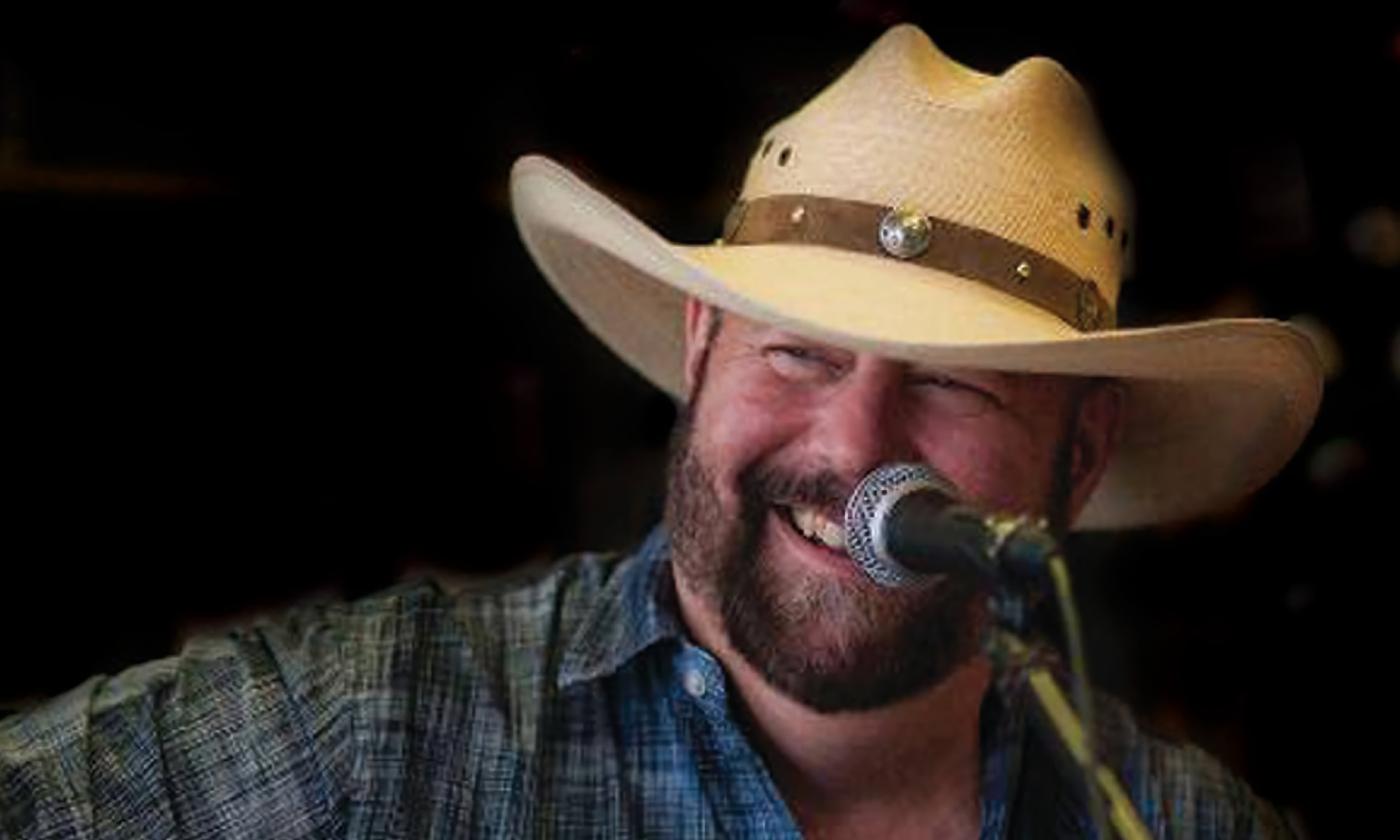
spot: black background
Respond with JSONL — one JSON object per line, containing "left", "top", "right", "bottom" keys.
{"left": 3, "top": 4, "right": 1396, "bottom": 835}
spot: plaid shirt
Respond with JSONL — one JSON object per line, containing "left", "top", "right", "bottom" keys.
{"left": 2, "top": 525, "right": 1295, "bottom": 838}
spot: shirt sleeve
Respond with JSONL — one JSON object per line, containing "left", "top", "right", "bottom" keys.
{"left": 0, "top": 601, "right": 356, "bottom": 840}
{"left": 1093, "top": 693, "right": 1302, "bottom": 840}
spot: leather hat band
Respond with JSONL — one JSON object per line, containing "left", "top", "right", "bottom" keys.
{"left": 721, "top": 194, "right": 1114, "bottom": 332}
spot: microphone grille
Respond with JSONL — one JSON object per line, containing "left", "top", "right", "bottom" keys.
{"left": 844, "top": 462, "right": 956, "bottom": 588}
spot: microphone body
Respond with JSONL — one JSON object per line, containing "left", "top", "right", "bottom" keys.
{"left": 844, "top": 462, "right": 1057, "bottom": 589}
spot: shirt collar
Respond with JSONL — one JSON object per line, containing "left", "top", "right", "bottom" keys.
{"left": 557, "top": 524, "right": 684, "bottom": 689}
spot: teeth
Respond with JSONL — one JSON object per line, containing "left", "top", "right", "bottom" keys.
{"left": 791, "top": 505, "right": 846, "bottom": 551}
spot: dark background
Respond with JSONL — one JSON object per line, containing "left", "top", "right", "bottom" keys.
{"left": 2, "top": 4, "right": 1396, "bottom": 836}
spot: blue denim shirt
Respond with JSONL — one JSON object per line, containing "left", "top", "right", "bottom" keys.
{"left": 1, "top": 526, "right": 1295, "bottom": 838}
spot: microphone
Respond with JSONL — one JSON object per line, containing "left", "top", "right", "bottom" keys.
{"left": 843, "top": 462, "right": 1058, "bottom": 589}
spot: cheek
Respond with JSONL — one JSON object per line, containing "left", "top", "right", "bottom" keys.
{"left": 913, "top": 424, "right": 1057, "bottom": 514}
{"left": 690, "top": 378, "right": 805, "bottom": 496}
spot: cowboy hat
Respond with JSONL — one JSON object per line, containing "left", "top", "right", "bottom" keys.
{"left": 508, "top": 23, "right": 1322, "bottom": 529}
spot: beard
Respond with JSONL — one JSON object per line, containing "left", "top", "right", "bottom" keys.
{"left": 663, "top": 408, "right": 989, "bottom": 713}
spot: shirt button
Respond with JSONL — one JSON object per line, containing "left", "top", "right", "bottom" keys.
{"left": 683, "top": 669, "right": 707, "bottom": 698}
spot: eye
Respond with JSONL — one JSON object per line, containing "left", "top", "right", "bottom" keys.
{"left": 764, "top": 345, "right": 839, "bottom": 383}
{"left": 908, "top": 373, "right": 1002, "bottom": 417}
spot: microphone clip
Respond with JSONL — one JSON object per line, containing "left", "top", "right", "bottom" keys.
{"left": 981, "top": 512, "right": 1059, "bottom": 587}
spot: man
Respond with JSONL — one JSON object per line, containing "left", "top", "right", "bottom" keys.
{"left": 1, "top": 24, "right": 1318, "bottom": 838}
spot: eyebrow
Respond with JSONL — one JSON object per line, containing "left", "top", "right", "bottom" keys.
{"left": 750, "top": 323, "right": 1024, "bottom": 381}
{"left": 906, "top": 365, "right": 1014, "bottom": 388}
{"left": 757, "top": 331, "right": 1009, "bottom": 387}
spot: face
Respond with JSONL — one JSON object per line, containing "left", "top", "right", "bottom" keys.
{"left": 664, "top": 303, "right": 1119, "bottom": 712}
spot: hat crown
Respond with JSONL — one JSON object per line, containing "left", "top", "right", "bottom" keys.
{"left": 739, "top": 24, "right": 1134, "bottom": 307}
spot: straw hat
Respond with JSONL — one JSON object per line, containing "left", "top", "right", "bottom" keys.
{"left": 509, "top": 23, "right": 1322, "bottom": 529}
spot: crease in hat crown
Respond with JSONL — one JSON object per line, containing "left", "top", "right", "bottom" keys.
{"left": 736, "top": 23, "right": 1135, "bottom": 315}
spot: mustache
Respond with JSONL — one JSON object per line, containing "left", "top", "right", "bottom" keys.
{"left": 739, "top": 462, "right": 852, "bottom": 515}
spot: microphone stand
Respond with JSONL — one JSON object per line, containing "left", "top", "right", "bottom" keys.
{"left": 981, "top": 518, "right": 1152, "bottom": 840}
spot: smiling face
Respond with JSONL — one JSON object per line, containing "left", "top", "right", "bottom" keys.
{"left": 664, "top": 301, "right": 1121, "bottom": 712}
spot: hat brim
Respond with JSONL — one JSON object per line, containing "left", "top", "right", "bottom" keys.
{"left": 510, "top": 154, "right": 1323, "bottom": 530}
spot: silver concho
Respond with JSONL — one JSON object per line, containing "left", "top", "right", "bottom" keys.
{"left": 877, "top": 207, "right": 932, "bottom": 260}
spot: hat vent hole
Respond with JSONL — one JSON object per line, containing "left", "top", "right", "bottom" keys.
{"left": 1106, "top": 216, "right": 1115, "bottom": 238}
{"left": 778, "top": 147, "right": 792, "bottom": 166}
{"left": 1076, "top": 203, "right": 1090, "bottom": 230}
{"left": 761, "top": 139, "right": 773, "bottom": 158}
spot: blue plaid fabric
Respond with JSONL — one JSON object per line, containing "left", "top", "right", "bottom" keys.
{"left": 2, "top": 525, "right": 1296, "bottom": 838}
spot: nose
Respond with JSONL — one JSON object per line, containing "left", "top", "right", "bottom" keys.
{"left": 806, "top": 361, "right": 915, "bottom": 484}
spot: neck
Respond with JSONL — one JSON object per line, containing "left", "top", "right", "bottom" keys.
{"left": 674, "top": 576, "right": 989, "bottom": 838}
